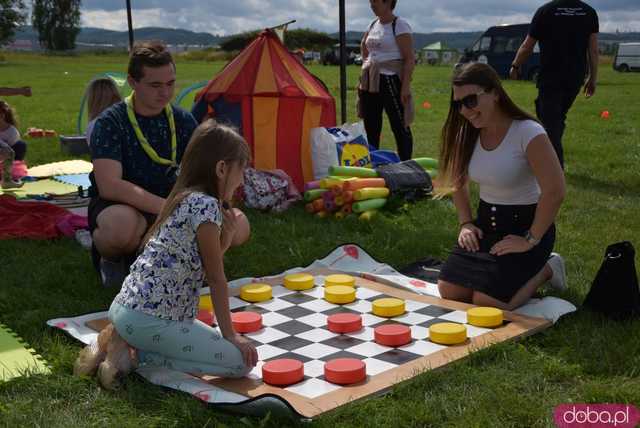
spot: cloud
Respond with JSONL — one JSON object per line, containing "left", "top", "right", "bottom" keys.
{"left": 80, "top": 0, "right": 640, "bottom": 35}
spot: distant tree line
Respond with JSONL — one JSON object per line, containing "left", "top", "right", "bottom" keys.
{"left": 0, "top": 0, "right": 26, "bottom": 46}
{"left": 220, "top": 28, "right": 336, "bottom": 52}
{"left": 31, "top": 0, "right": 81, "bottom": 51}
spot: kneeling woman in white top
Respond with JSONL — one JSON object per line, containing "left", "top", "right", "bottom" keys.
{"left": 437, "top": 62, "right": 566, "bottom": 311}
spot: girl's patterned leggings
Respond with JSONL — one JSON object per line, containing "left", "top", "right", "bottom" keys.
{"left": 109, "top": 302, "right": 250, "bottom": 378}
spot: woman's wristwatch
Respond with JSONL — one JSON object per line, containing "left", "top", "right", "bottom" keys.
{"left": 524, "top": 230, "right": 540, "bottom": 246}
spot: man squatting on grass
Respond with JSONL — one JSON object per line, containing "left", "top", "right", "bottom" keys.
{"left": 88, "top": 41, "right": 249, "bottom": 288}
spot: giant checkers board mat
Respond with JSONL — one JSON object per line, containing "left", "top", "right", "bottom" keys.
{"left": 85, "top": 269, "right": 551, "bottom": 418}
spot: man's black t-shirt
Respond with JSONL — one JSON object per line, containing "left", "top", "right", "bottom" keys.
{"left": 89, "top": 102, "right": 198, "bottom": 199}
{"left": 529, "top": 0, "right": 599, "bottom": 89}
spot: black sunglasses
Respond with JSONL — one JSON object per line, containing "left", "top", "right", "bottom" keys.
{"left": 451, "top": 90, "right": 486, "bottom": 112}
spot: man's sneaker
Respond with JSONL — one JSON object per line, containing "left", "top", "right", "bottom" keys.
{"left": 75, "top": 229, "right": 93, "bottom": 250}
{"left": 99, "top": 257, "right": 128, "bottom": 288}
{"left": 547, "top": 252, "right": 567, "bottom": 291}
{"left": 1, "top": 179, "right": 24, "bottom": 189}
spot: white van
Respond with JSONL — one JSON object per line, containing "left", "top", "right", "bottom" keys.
{"left": 614, "top": 42, "right": 640, "bottom": 72}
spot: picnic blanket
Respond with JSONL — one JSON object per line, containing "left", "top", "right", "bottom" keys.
{"left": 0, "top": 322, "right": 50, "bottom": 382}
{"left": 48, "top": 245, "right": 576, "bottom": 417}
{"left": 27, "top": 160, "right": 92, "bottom": 178}
{"left": 0, "top": 195, "right": 88, "bottom": 239}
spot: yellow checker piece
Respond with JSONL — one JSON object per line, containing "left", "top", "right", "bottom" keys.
{"left": 324, "top": 274, "right": 356, "bottom": 288}
{"left": 467, "top": 307, "right": 503, "bottom": 328}
{"left": 429, "top": 322, "right": 467, "bottom": 345}
{"left": 284, "top": 273, "right": 315, "bottom": 291}
{"left": 240, "top": 283, "right": 272, "bottom": 302}
{"left": 372, "top": 298, "right": 405, "bottom": 317}
{"left": 198, "top": 295, "right": 213, "bottom": 311}
{"left": 324, "top": 285, "right": 356, "bottom": 304}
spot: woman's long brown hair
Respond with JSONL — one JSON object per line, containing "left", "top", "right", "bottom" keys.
{"left": 0, "top": 101, "right": 18, "bottom": 127}
{"left": 438, "top": 63, "right": 538, "bottom": 194}
{"left": 87, "top": 78, "right": 122, "bottom": 120}
{"left": 141, "top": 119, "right": 250, "bottom": 247}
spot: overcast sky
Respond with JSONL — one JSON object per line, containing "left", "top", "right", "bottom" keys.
{"left": 80, "top": 1, "right": 639, "bottom": 35}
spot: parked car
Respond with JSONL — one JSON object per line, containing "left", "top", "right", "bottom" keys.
{"left": 322, "top": 43, "right": 361, "bottom": 65}
{"left": 614, "top": 42, "right": 640, "bottom": 72}
{"left": 458, "top": 23, "right": 541, "bottom": 80}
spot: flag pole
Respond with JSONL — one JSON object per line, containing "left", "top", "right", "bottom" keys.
{"left": 339, "top": 0, "right": 347, "bottom": 124}
{"left": 126, "top": 0, "right": 134, "bottom": 51}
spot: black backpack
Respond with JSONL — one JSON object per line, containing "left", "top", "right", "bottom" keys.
{"left": 583, "top": 241, "right": 640, "bottom": 320}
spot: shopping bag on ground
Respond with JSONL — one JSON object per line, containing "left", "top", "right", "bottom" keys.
{"left": 310, "top": 122, "right": 372, "bottom": 180}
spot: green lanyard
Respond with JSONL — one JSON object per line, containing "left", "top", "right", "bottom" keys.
{"left": 125, "top": 93, "right": 177, "bottom": 167}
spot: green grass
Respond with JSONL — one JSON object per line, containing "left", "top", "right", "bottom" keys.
{"left": 0, "top": 51, "right": 639, "bottom": 427}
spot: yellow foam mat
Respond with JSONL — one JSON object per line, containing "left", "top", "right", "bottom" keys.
{"left": 28, "top": 160, "right": 93, "bottom": 178}
{"left": 0, "top": 179, "right": 78, "bottom": 198}
{"left": 0, "top": 323, "right": 50, "bottom": 381}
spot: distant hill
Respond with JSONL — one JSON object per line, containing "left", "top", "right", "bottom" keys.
{"left": 8, "top": 26, "right": 640, "bottom": 52}
{"left": 12, "top": 26, "right": 224, "bottom": 47}
{"left": 333, "top": 30, "right": 482, "bottom": 50}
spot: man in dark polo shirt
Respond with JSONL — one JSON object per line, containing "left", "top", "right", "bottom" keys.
{"left": 89, "top": 41, "right": 198, "bottom": 287}
{"left": 510, "top": 0, "right": 599, "bottom": 168}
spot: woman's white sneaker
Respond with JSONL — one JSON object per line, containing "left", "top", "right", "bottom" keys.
{"left": 547, "top": 253, "right": 567, "bottom": 291}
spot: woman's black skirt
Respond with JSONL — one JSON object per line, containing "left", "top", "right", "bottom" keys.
{"left": 439, "top": 200, "right": 555, "bottom": 303}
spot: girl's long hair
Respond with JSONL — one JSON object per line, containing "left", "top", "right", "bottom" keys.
{"left": 0, "top": 101, "right": 18, "bottom": 127}
{"left": 86, "top": 78, "right": 122, "bottom": 120}
{"left": 141, "top": 119, "right": 250, "bottom": 247}
{"left": 438, "top": 62, "right": 538, "bottom": 194}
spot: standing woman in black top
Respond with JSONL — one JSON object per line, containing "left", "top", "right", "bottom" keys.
{"left": 358, "top": 0, "right": 415, "bottom": 161}
{"left": 510, "top": 0, "right": 599, "bottom": 168}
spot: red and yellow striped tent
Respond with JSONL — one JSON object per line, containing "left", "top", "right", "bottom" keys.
{"left": 192, "top": 29, "right": 336, "bottom": 189}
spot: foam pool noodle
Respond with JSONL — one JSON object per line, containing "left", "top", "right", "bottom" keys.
{"left": 329, "top": 165, "right": 378, "bottom": 178}
{"left": 330, "top": 184, "right": 343, "bottom": 196}
{"left": 305, "top": 202, "right": 315, "bottom": 213}
{"left": 304, "top": 180, "right": 321, "bottom": 191}
{"left": 324, "top": 199, "right": 337, "bottom": 212}
{"left": 413, "top": 157, "right": 439, "bottom": 169}
{"left": 311, "top": 198, "right": 324, "bottom": 212}
{"left": 304, "top": 188, "right": 328, "bottom": 202}
{"left": 359, "top": 210, "right": 377, "bottom": 221}
{"left": 344, "top": 178, "right": 386, "bottom": 191}
{"left": 353, "top": 187, "right": 390, "bottom": 201}
{"left": 352, "top": 198, "right": 387, "bottom": 213}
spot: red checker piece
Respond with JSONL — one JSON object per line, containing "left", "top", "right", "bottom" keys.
{"left": 196, "top": 310, "right": 215, "bottom": 326}
{"left": 327, "top": 313, "right": 362, "bottom": 333}
{"left": 374, "top": 324, "right": 412, "bottom": 347}
{"left": 324, "top": 358, "right": 366, "bottom": 385}
{"left": 262, "top": 359, "right": 305, "bottom": 386}
{"left": 231, "top": 311, "right": 263, "bottom": 333}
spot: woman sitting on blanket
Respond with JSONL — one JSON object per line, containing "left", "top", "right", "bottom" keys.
{"left": 84, "top": 78, "right": 122, "bottom": 146}
{"left": 74, "top": 120, "right": 257, "bottom": 389}
{"left": 436, "top": 62, "right": 567, "bottom": 311}
{"left": 0, "top": 100, "right": 27, "bottom": 189}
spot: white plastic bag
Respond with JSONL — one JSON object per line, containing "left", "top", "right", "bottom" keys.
{"left": 310, "top": 122, "right": 369, "bottom": 180}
